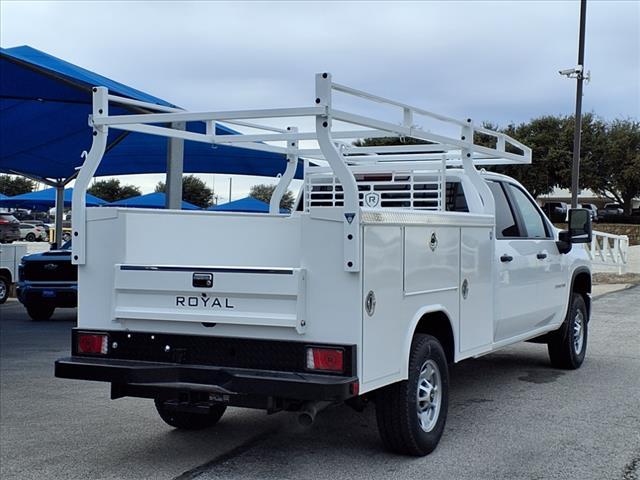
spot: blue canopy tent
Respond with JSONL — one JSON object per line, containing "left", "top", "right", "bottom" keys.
{"left": 0, "top": 193, "right": 7, "bottom": 200}
{"left": 108, "top": 192, "right": 199, "bottom": 210}
{"left": 0, "top": 188, "right": 106, "bottom": 211}
{"left": 208, "top": 196, "right": 289, "bottom": 214}
{"left": 0, "top": 45, "right": 303, "bottom": 244}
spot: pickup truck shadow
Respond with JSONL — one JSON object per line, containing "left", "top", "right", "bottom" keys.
{"left": 103, "top": 344, "right": 565, "bottom": 479}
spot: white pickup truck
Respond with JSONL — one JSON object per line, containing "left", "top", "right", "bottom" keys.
{"left": 0, "top": 243, "right": 27, "bottom": 304}
{"left": 55, "top": 74, "right": 593, "bottom": 456}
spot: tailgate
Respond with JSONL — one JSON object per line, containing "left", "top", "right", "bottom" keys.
{"left": 113, "top": 265, "right": 307, "bottom": 334}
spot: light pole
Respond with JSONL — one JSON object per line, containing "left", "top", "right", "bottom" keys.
{"left": 560, "top": 0, "right": 588, "bottom": 209}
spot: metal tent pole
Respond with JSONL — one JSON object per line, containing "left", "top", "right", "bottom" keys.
{"left": 54, "top": 182, "right": 65, "bottom": 248}
{"left": 165, "top": 122, "right": 185, "bottom": 209}
{"left": 570, "top": 0, "right": 587, "bottom": 209}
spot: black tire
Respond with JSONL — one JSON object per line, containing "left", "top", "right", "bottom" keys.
{"left": 26, "top": 303, "right": 55, "bottom": 321}
{"left": 375, "top": 334, "right": 449, "bottom": 456}
{"left": 154, "top": 399, "right": 226, "bottom": 430}
{"left": 547, "top": 293, "right": 588, "bottom": 370}
{"left": 0, "top": 276, "right": 9, "bottom": 304}
{"left": 25, "top": 233, "right": 36, "bottom": 242}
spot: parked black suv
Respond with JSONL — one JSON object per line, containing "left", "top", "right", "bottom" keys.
{"left": 17, "top": 241, "right": 77, "bottom": 320}
{"left": 0, "top": 214, "right": 20, "bottom": 243}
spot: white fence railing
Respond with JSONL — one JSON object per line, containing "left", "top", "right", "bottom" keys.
{"left": 586, "top": 230, "right": 629, "bottom": 274}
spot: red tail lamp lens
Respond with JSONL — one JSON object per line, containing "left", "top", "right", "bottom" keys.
{"left": 306, "top": 347, "right": 344, "bottom": 373}
{"left": 77, "top": 333, "right": 108, "bottom": 354}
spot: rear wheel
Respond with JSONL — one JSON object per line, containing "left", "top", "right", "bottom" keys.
{"left": 0, "top": 276, "right": 9, "bottom": 304}
{"left": 26, "top": 303, "right": 55, "bottom": 321}
{"left": 25, "top": 233, "right": 36, "bottom": 242}
{"left": 154, "top": 399, "right": 226, "bottom": 430}
{"left": 547, "top": 293, "right": 588, "bottom": 369}
{"left": 375, "top": 334, "right": 449, "bottom": 456}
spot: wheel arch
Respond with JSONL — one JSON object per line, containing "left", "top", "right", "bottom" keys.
{"left": 571, "top": 266, "right": 591, "bottom": 321}
{"left": 0, "top": 267, "right": 12, "bottom": 283}
{"left": 401, "top": 306, "right": 455, "bottom": 379}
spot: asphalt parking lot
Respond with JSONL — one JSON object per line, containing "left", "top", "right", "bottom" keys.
{"left": 1, "top": 288, "right": 639, "bottom": 480}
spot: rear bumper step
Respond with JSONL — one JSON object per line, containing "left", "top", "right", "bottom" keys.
{"left": 55, "top": 356, "right": 357, "bottom": 401}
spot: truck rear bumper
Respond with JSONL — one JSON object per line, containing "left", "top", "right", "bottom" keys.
{"left": 55, "top": 356, "right": 358, "bottom": 402}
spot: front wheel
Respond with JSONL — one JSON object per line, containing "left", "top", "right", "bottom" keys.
{"left": 547, "top": 293, "right": 588, "bottom": 369}
{"left": 26, "top": 304, "right": 55, "bottom": 321}
{"left": 375, "top": 334, "right": 449, "bottom": 456}
{"left": 154, "top": 399, "right": 226, "bottom": 430}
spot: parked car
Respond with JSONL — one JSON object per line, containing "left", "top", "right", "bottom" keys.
{"left": 0, "top": 214, "right": 20, "bottom": 243}
{"left": 17, "top": 241, "right": 76, "bottom": 320}
{"left": 542, "top": 201, "right": 568, "bottom": 223}
{"left": 22, "top": 220, "right": 51, "bottom": 236}
{"left": 19, "top": 223, "right": 48, "bottom": 242}
{"left": 599, "top": 203, "right": 624, "bottom": 216}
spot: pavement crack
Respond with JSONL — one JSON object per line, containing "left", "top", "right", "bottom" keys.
{"left": 172, "top": 427, "right": 280, "bottom": 480}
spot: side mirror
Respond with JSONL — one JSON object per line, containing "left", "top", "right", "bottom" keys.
{"left": 568, "top": 208, "right": 592, "bottom": 243}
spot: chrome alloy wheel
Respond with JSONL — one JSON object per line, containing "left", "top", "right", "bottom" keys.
{"left": 417, "top": 359, "right": 442, "bottom": 433}
{"left": 0, "top": 281, "right": 6, "bottom": 300}
{"left": 573, "top": 310, "right": 585, "bottom": 355}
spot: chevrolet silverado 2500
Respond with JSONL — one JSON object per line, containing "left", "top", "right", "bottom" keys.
{"left": 55, "top": 74, "right": 592, "bottom": 456}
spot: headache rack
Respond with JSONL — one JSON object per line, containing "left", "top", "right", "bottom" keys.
{"left": 72, "top": 73, "right": 532, "bottom": 272}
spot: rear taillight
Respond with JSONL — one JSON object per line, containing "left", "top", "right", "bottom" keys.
{"left": 306, "top": 347, "right": 344, "bottom": 373}
{"left": 77, "top": 333, "right": 108, "bottom": 355}
{"left": 0, "top": 219, "right": 9, "bottom": 224}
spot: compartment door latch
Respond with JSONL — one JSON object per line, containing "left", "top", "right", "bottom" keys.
{"left": 193, "top": 273, "right": 213, "bottom": 288}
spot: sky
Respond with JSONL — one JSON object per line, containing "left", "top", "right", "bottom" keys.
{"left": 1, "top": 0, "right": 639, "bottom": 201}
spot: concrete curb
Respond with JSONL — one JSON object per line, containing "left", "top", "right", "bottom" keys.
{"left": 592, "top": 283, "right": 638, "bottom": 299}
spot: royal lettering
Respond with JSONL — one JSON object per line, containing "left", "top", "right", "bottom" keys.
{"left": 175, "top": 296, "right": 234, "bottom": 309}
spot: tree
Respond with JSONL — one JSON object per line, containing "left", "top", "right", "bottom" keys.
{"left": 249, "top": 184, "right": 295, "bottom": 211}
{"left": 353, "top": 136, "right": 429, "bottom": 147}
{"left": 582, "top": 119, "right": 640, "bottom": 214}
{"left": 352, "top": 114, "right": 639, "bottom": 208}
{"left": 88, "top": 179, "right": 141, "bottom": 203}
{"left": 0, "top": 175, "right": 35, "bottom": 196}
{"left": 155, "top": 175, "right": 212, "bottom": 209}
{"left": 480, "top": 116, "right": 574, "bottom": 198}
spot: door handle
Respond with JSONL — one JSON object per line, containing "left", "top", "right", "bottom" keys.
{"left": 500, "top": 254, "right": 513, "bottom": 262}
{"left": 536, "top": 252, "right": 547, "bottom": 260}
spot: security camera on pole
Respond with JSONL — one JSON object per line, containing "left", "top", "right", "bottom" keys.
{"left": 559, "top": 0, "right": 588, "bottom": 209}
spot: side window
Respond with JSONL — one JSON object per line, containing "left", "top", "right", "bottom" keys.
{"left": 504, "top": 183, "right": 548, "bottom": 238}
{"left": 487, "top": 181, "right": 519, "bottom": 237}
{"left": 445, "top": 182, "right": 468, "bottom": 212}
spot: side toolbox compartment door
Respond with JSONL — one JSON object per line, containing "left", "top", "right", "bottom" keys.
{"left": 459, "top": 227, "right": 494, "bottom": 355}
{"left": 362, "top": 225, "right": 403, "bottom": 385}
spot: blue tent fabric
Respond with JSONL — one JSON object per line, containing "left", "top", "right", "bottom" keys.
{"left": 0, "top": 45, "right": 304, "bottom": 180}
{"left": 0, "top": 187, "right": 106, "bottom": 210}
{"left": 208, "top": 196, "right": 288, "bottom": 213}
{"left": 0, "top": 193, "right": 7, "bottom": 200}
{"left": 108, "top": 192, "right": 199, "bottom": 210}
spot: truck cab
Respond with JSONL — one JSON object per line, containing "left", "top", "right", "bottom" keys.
{"left": 55, "top": 74, "right": 592, "bottom": 456}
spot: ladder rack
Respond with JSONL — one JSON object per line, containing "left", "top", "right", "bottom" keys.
{"left": 72, "top": 73, "right": 532, "bottom": 272}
